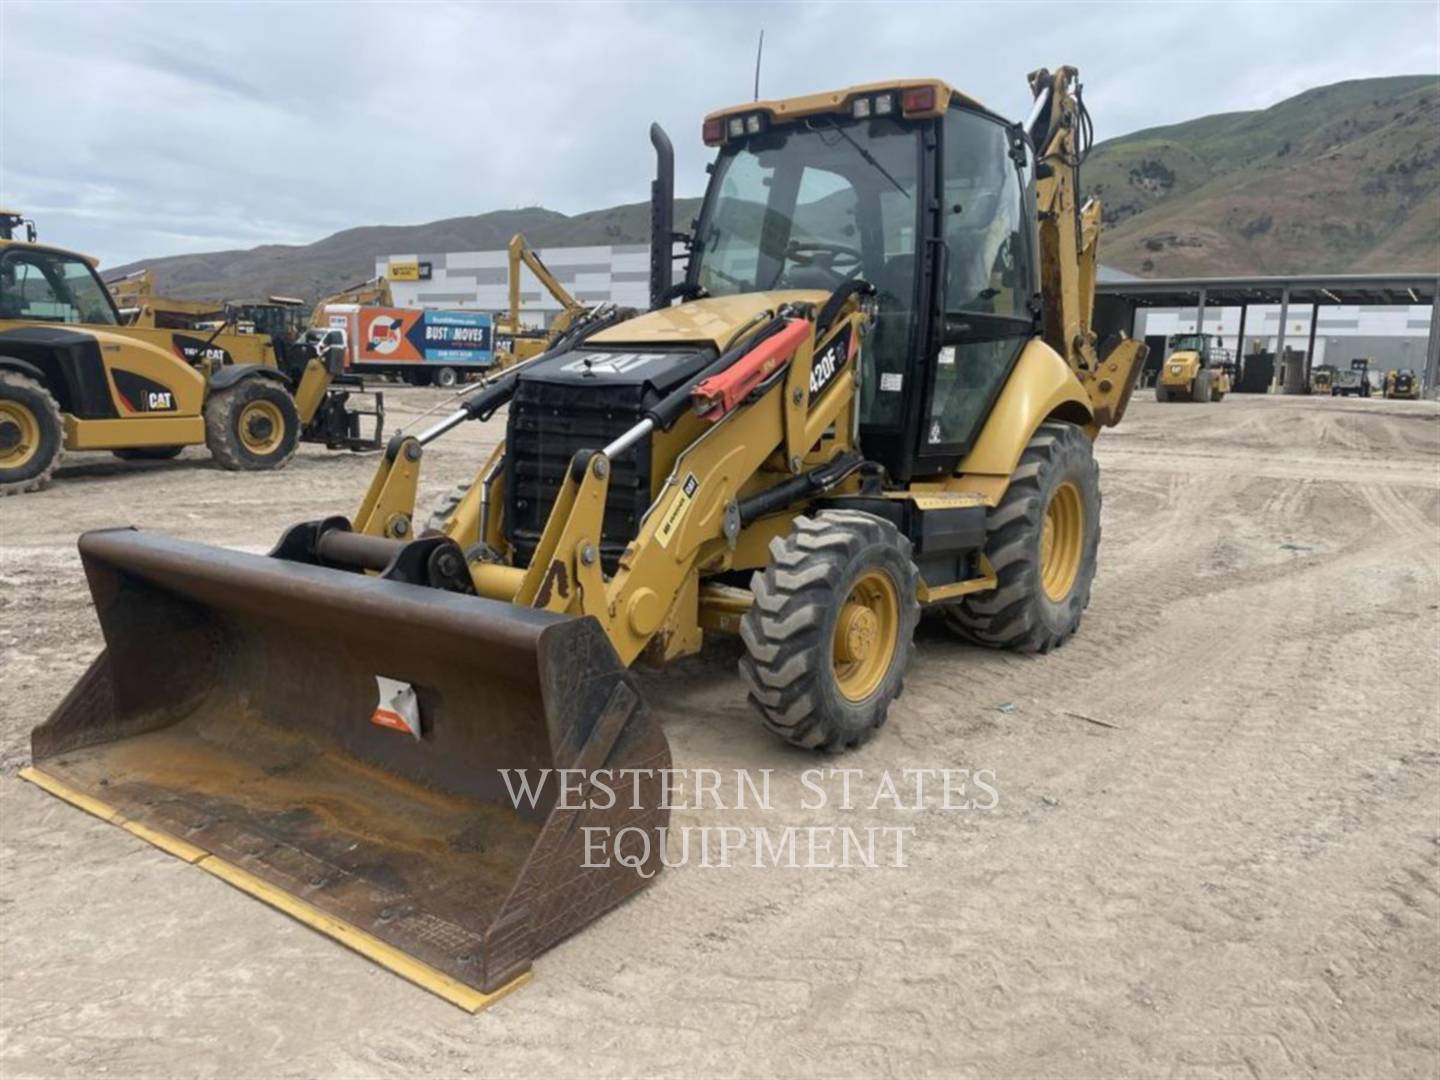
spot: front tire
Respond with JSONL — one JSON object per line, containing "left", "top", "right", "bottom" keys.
{"left": 740, "top": 510, "right": 920, "bottom": 752}
{"left": 205, "top": 379, "right": 300, "bottom": 471}
{"left": 0, "top": 370, "right": 64, "bottom": 496}
{"left": 942, "top": 422, "right": 1100, "bottom": 653}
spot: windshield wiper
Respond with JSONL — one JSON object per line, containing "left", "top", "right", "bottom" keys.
{"left": 808, "top": 116, "right": 911, "bottom": 199}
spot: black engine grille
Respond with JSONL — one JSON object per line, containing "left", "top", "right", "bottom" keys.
{"left": 505, "top": 380, "right": 654, "bottom": 573}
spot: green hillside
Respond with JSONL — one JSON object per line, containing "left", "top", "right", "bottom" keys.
{"left": 1086, "top": 75, "right": 1440, "bottom": 276}
{"left": 107, "top": 74, "right": 1440, "bottom": 299}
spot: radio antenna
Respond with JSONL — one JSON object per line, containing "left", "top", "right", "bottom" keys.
{"left": 753, "top": 29, "right": 764, "bottom": 101}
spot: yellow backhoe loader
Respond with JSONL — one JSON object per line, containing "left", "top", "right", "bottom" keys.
{"left": 25, "top": 67, "right": 1145, "bottom": 1009}
{"left": 492, "top": 233, "right": 592, "bottom": 367}
{"left": 0, "top": 234, "right": 383, "bottom": 493}
{"left": 1155, "top": 332, "right": 1231, "bottom": 402}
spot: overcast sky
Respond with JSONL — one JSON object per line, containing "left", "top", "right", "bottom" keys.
{"left": 2, "top": 0, "right": 1437, "bottom": 267}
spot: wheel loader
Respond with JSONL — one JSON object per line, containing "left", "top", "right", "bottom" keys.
{"left": 24, "top": 66, "right": 1146, "bottom": 1010}
{"left": 0, "top": 233, "right": 383, "bottom": 494}
{"left": 1154, "top": 332, "right": 1231, "bottom": 402}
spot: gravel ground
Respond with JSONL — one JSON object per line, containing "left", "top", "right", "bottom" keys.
{"left": 1, "top": 390, "right": 1437, "bottom": 1079}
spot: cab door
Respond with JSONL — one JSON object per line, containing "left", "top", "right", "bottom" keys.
{"left": 914, "top": 108, "right": 1038, "bottom": 472}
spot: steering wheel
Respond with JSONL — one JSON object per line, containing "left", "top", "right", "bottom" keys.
{"left": 785, "top": 240, "right": 864, "bottom": 284}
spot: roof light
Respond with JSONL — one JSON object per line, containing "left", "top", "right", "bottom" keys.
{"left": 902, "top": 85, "right": 937, "bottom": 115}
{"left": 728, "top": 117, "right": 745, "bottom": 138}
{"left": 873, "top": 93, "right": 894, "bottom": 116}
{"left": 745, "top": 113, "right": 763, "bottom": 134}
{"left": 851, "top": 97, "right": 872, "bottom": 119}
{"left": 702, "top": 117, "right": 723, "bottom": 145}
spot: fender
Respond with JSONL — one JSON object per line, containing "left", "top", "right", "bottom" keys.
{"left": 208, "top": 363, "right": 289, "bottom": 392}
{"left": 0, "top": 354, "right": 47, "bottom": 383}
{"left": 952, "top": 338, "right": 1093, "bottom": 496}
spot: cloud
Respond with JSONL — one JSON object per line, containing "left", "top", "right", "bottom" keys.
{"left": 2, "top": 0, "right": 1436, "bottom": 266}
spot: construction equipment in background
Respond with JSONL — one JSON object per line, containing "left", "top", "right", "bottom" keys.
{"left": 107, "top": 269, "right": 228, "bottom": 329}
{"left": 1311, "top": 364, "right": 1336, "bottom": 395}
{"left": 0, "top": 209, "right": 37, "bottom": 242}
{"left": 1333, "top": 358, "right": 1373, "bottom": 397}
{"left": 309, "top": 276, "right": 394, "bottom": 325}
{"left": 27, "top": 67, "right": 1146, "bottom": 1008}
{"left": 0, "top": 233, "right": 382, "bottom": 493}
{"left": 1155, "top": 333, "right": 1232, "bottom": 402}
{"left": 491, "top": 233, "right": 591, "bottom": 368}
{"left": 1384, "top": 368, "right": 1421, "bottom": 399}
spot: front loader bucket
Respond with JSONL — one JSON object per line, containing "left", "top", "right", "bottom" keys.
{"left": 25, "top": 528, "right": 670, "bottom": 1011}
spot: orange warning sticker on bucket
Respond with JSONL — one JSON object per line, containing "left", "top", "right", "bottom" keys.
{"left": 371, "top": 676, "right": 420, "bottom": 738}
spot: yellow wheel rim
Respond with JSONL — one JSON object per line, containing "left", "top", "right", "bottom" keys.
{"left": 237, "top": 400, "right": 285, "bottom": 455}
{"left": 0, "top": 399, "right": 41, "bottom": 470}
{"left": 832, "top": 569, "right": 900, "bottom": 702}
{"left": 1041, "top": 480, "right": 1084, "bottom": 602}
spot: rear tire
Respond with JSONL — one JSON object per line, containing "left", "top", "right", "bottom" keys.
{"left": 434, "top": 366, "right": 459, "bottom": 388}
{"left": 112, "top": 445, "right": 185, "bottom": 461}
{"left": 1191, "top": 371, "right": 1211, "bottom": 403}
{"left": 205, "top": 379, "right": 300, "bottom": 471}
{"left": 739, "top": 510, "right": 920, "bottom": 752}
{"left": 1154, "top": 384, "right": 1171, "bottom": 403}
{"left": 0, "top": 370, "right": 63, "bottom": 496}
{"left": 941, "top": 422, "right": 1100, "bottom": 653}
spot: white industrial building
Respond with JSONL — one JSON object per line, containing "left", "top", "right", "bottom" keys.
{"left": 377, "top": 244, "right": 654, "bottom": 327}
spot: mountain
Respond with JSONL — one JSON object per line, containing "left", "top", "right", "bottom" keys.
{"left": 105, "top": 200, "right": 701, "bottom": 303}
{"left": 107, "top": 75, "right": 1439, "bottom": 298}
{"left": 1085, "top": 74, "right": 1440, "bottom": 276}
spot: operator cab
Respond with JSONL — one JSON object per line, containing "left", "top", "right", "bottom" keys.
{"left": 0, "top": 243, "right": 122, "bottom": 326}
{"left": 686, "top": 81, "right": 1039, "bottom": 481}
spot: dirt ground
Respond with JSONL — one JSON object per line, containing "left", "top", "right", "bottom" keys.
{"left": 1, "top": 390, "right": 1437, "bottom": 1079}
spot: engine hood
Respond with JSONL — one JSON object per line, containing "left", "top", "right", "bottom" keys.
{"left": 587, "top": 290, "right": 829, "bottom": 349}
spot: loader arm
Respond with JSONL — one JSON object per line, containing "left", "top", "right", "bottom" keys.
{"left": 511, "top": 309, "right": 865, "bottom": 666}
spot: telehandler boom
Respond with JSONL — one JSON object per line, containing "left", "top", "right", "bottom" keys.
{"left": 26, "top": 66, "right": 1144, "bottom": 1009}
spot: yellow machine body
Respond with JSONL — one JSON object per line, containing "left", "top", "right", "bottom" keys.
{"left": 1156, "top": 333, "right": 1231, "bottom": 402}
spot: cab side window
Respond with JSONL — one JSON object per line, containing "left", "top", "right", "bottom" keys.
{"left": 923, "top": 110, "right": 1035, "bottom": 453}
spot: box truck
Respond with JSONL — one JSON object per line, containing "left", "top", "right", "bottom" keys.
{"left": 315, "top": 305, "right": 495, "bottom": 386}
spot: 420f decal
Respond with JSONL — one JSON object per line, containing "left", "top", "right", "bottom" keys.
{"left": 808, "top": 323, "right": 854, "bottom": 402}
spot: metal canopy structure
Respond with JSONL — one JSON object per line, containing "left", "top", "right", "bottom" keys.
{"left": 1097, "top": 272, "right": 1440, "bottom": 396}
{"left": 1098, "top": 272, "right": 1438, "bottom": 308}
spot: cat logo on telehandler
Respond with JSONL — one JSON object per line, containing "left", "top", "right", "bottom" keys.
{"left": 25, "top": 67, "right": 1146, "bottom": 1010}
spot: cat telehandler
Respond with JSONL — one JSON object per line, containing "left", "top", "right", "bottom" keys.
{"left": 0, "top": 232, "right": 382, "bottom": 494}
{"left": 24, "top": 66, "right": 1145, "bottom": 1010}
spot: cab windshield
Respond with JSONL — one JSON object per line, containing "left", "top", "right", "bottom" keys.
{"left": 691, "top": 116, "right": 920, "bottom": 297}
{"left": 1170, "top": 335, "right": 1207, "bottom": 352}
{"left": 0, "top": 248, "right": 120, "bottom": 326}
